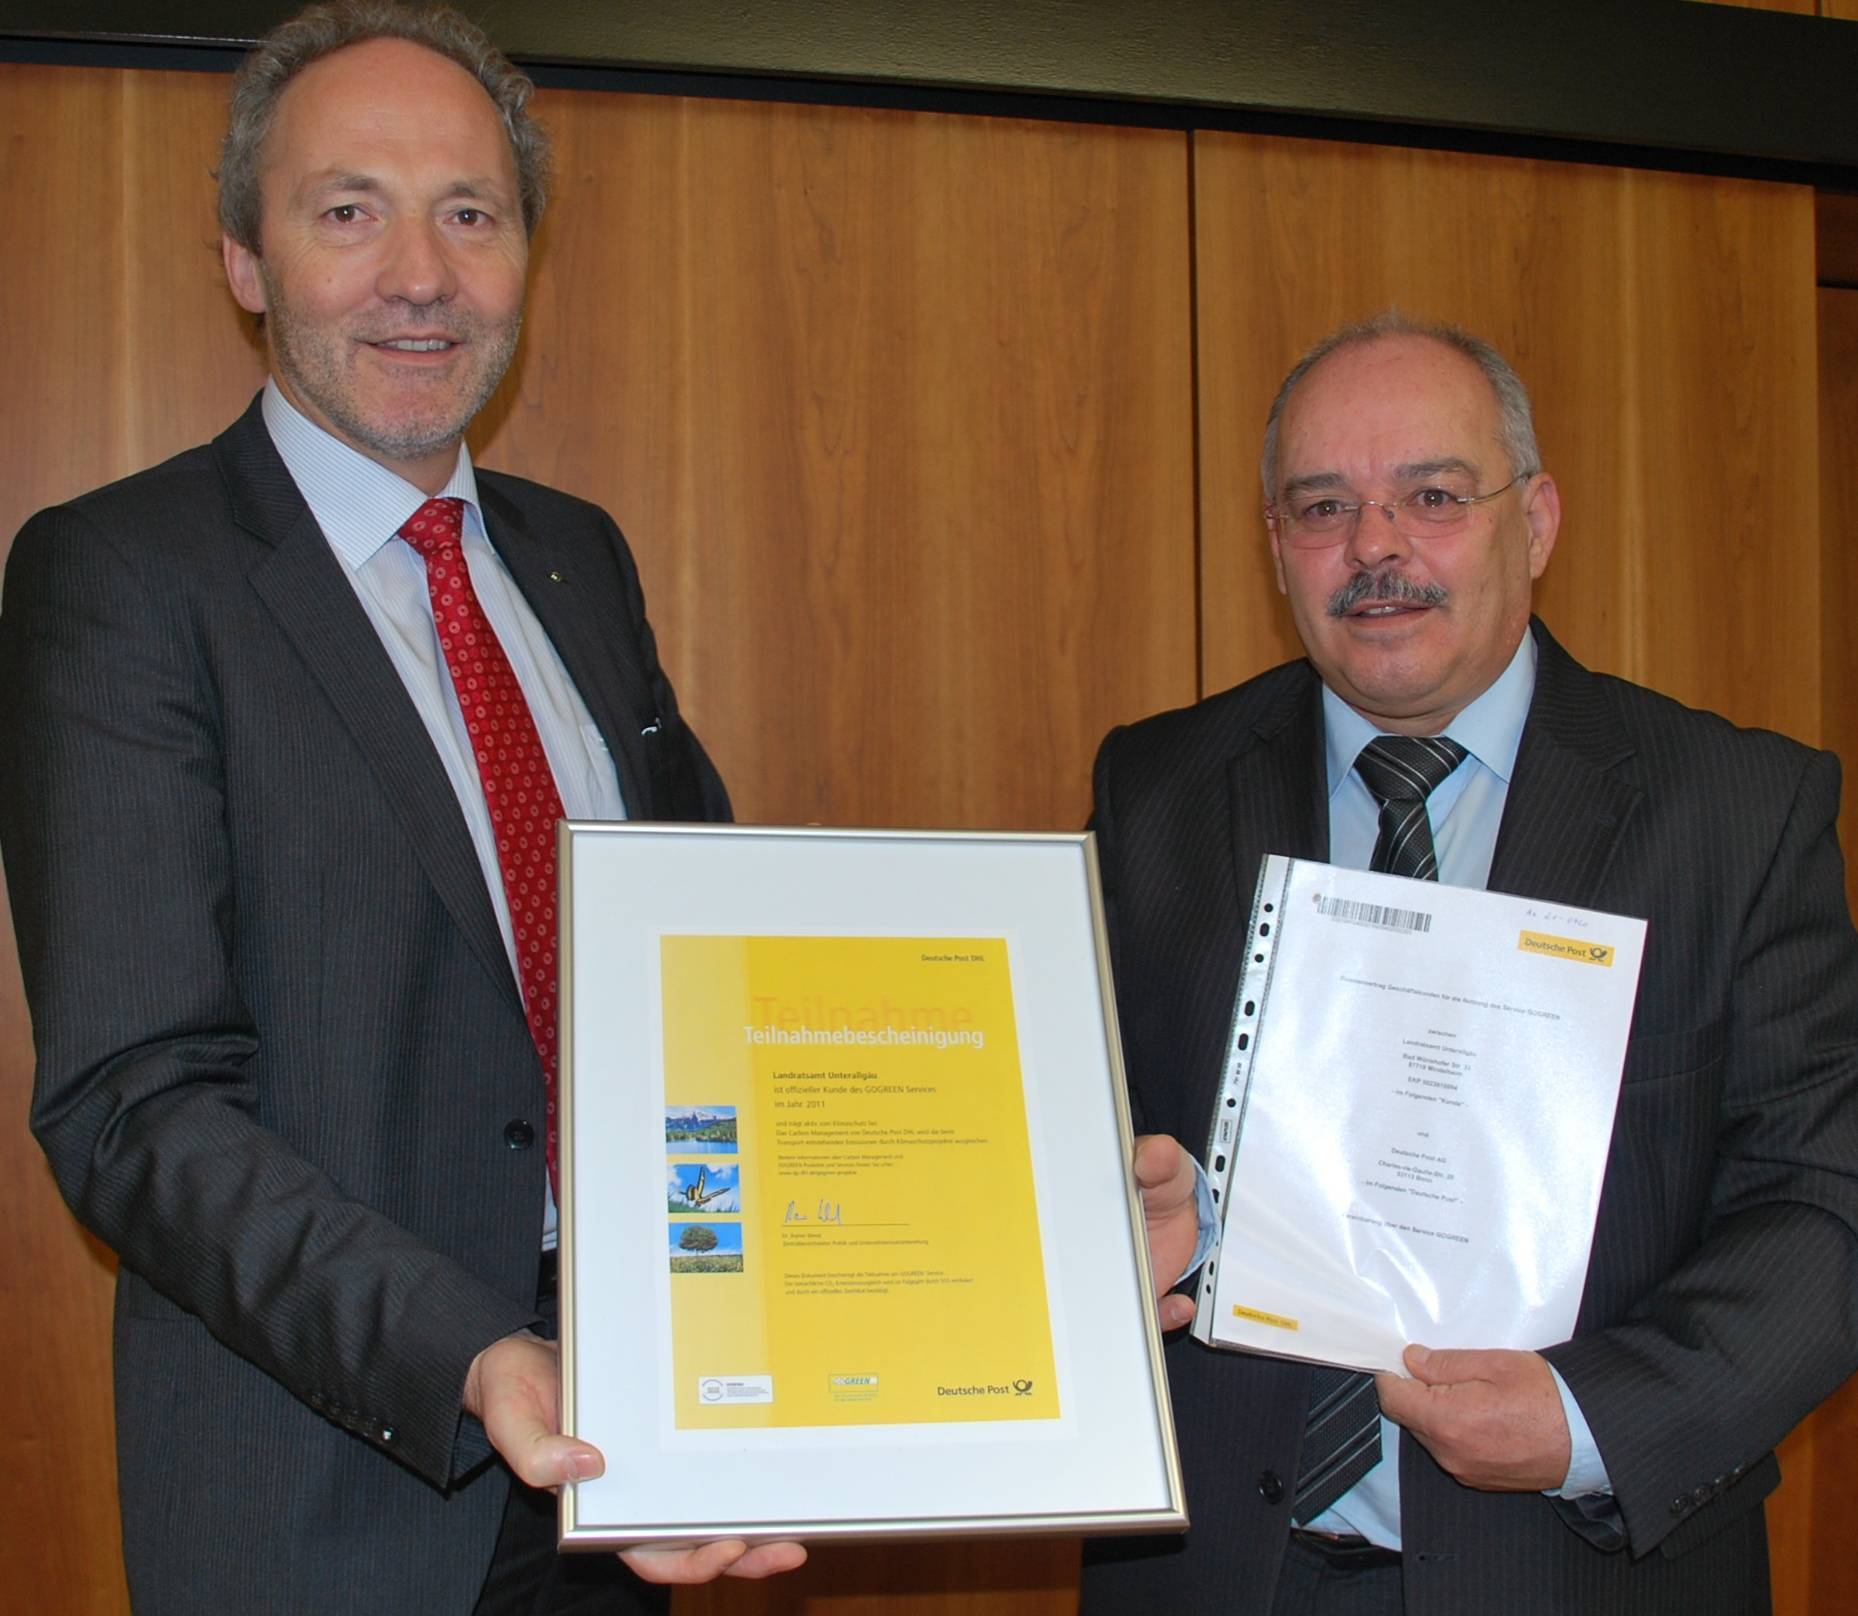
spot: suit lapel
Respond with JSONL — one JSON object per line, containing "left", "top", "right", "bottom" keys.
{"left": 1178, "top": 670, "right": 1329, "bottom": 1137}
{"left": 480, "top": 484, "right": 658, "bottom": 819}
{"left": 1487, "top": 622, "right": 1643, "bottom": 910}
{"left": 215, "top": 403, "right": 521, "bottom": 1014}
{"left": 1226, "top": 669, "right": 1331, "bottom": 886}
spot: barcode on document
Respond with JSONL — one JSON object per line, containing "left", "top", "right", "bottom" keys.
{"left": 1313, "top": 895, "right": 1433, "bottom": 933}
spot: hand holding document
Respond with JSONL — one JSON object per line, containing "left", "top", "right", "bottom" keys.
{"left": 1194, "top": 856, "right": 1646, "bottom": 1374}
{"left": 1376, "top": 1343, "right": 1573, "bottom": 1492}
{"left": 1133, "top": 1134, "right": 1202, "bottom": 1331}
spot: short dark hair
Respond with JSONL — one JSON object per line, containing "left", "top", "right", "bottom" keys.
{"left": 1259, "top": 310, "right": 1542, "bottom": 497}
{"left": 217, "top": 0, "right": 550, "bottom": 253}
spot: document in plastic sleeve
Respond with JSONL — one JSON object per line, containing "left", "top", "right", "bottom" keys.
{"left": 1193, "top": 855, "right": 1646, "bottom": 1373}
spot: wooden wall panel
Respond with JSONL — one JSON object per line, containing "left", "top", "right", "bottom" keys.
{"left": 1821, "top": 191, "right": 1858, "bottom": 286}
{"left": 0, "top": 62, "right": 263, "bottom": 1616}
{"left": 488, "top": 90, "right": 1196, "bottom": 833}
{"left": 0, "top": 65, "right": 263, "bottom": 541}
{"left": 0, "top": 65, "right": 125, "bottom": 533}
{"left": 1824, "top": 289, "right": 1858, "bottom": 921}
{"left": 1701, "top": 0, "right": 1817, "bottom": 13}
{"left": 1193, "top": 133, "right": 1821, "bottom": 746}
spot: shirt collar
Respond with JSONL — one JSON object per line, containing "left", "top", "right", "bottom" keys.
{"left": 1322, "top": 627, "right": 1538, "bottom": 800}
{"left": 261, "top": 379, "right": 484, "bottom": 565}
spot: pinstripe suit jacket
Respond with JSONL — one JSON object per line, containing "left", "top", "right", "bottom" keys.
{"left": 0, "top": 397, "right": 727, "bottom": 1615}
{"left": 1081, "top": 620, "right": 1858, "bottom": 1615}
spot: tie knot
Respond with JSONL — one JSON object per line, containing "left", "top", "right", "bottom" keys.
{"left": 1355, "top": 735, "right": 1467, "bottom": 807}
{"left": 398, "top": 496, "right": 466, "bottom": 560}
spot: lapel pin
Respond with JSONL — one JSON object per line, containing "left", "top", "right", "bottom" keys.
{"left": 548, "top": 569, "right": 565, "bottom": 583}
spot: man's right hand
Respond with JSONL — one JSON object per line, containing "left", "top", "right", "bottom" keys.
{"left": 1133, "top": 1133, "right": 1201, "bottom": 1330}
{"left": 463, "top": 1332, "right": 809, "bottom": 1583}
{"left": 463, "top": 1330, "right": 600, "bottom": 1489}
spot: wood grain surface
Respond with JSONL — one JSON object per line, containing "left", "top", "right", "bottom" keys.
{"left": 483, "top": 88, "right": 1197, "bottom": 834}
{"left": 1192, "top": 132, "right": 1822, "bottom": 745}
{"left": 0, "top": 64, "right": 263, "bottom": 1616}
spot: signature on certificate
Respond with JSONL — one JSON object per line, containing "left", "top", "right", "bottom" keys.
{"left": 784, "top": 1197, "right": 846, "bottom": 1224}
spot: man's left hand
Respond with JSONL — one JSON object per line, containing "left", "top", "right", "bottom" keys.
{"left": 1133, "top": 1133, "right": 1200, "bottom": 1330}
{"left": 1375, "top": 1345, "right": 1571, "bottom": 1492}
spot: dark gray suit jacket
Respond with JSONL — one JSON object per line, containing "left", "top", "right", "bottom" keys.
{"left": 0, "top": 397, "right": 728, "bottom": 1614}
{"left": 1081, "top": 621, "right": 1858, "bottom": 1615}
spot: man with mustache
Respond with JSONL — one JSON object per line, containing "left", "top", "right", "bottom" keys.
{"left": 0, "top": 3, "right": 802, "bottom": 1611}
{"left": 1101, "top": 313, "right": 1858, "bottom": 1614}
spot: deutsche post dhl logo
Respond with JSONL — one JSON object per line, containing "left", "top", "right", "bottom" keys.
{"left": 1518, "top": 930, "right": 1615, "bottom": 967}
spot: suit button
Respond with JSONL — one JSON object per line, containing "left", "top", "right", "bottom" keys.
{"left": 1671, "top": 1497, "right": 1689, "bottom": 1516}
{"left": 1257, "top": 1471, "right": 1285, "bottom": 1504}
{"left": 504, "top": 1119, "right": 535, "bottom": 1149}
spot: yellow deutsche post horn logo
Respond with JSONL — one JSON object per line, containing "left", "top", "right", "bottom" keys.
{"left": 1518, "top": 930, "right": 1615, "bottom": 967}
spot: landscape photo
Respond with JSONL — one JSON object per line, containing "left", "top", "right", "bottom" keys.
{"left": 669, "top": 1221, "right": 744, "bottom": 1274}
{"left": 664, "top": 1105, "right": 738, "bottom": 1154}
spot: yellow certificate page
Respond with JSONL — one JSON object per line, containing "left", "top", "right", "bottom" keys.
{"left": 661, "top": 935, "right": 1059, "bottom": 1429}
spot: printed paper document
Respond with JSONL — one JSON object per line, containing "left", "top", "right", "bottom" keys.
{"left": 1194, "top": 856, "right": 1646, "bottom": 1373}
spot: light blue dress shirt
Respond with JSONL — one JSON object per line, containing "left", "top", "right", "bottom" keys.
{"left": 262, "top": 382, "right": 626, "bottom": 1247}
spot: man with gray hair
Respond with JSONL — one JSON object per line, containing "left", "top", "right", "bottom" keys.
{"left": 0, "top": 3, "right": 801, "bottom": 1609}
{"left": 1107, "top": 312, "right": 1858, "bottom": 1612}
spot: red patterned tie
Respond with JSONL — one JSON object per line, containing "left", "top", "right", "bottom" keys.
{"left": 399, "top": 497, "right": 565, "bottom": 1195}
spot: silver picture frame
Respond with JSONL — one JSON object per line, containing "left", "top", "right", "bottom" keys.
{"left": 555, "top": 821, "right": 1186, "bottom": 1547}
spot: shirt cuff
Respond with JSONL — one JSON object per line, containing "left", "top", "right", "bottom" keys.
{"left": 1184, "top": 1157, "right": 1220, "bottom": 1280}
{"left": 1545, "top": 1362, "right": 1614, "bottom": 1498}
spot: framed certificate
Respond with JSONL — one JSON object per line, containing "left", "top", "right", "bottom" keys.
{"left": 555, "top": 823, "right": 1186, "bottom": 1547}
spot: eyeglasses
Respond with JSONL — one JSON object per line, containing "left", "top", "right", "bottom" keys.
{"left": 1268, "top": 472, "right": 1531, "bottom": 548}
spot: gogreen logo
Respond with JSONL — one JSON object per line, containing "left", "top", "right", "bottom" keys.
{"left": 700, "top": 1379, "right": 724, "bottom": 1402}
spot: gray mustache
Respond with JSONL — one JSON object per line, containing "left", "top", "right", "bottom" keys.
{"left": 1326, "top": 570, "right": 1450, "bottom": 618}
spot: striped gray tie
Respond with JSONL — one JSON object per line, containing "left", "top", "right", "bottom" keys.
{"left": 1354, "top": 735, "right": 1469, "bottom": 881}
{"left": 1290, "top": 731, "right": 1466, "bottom": 1525}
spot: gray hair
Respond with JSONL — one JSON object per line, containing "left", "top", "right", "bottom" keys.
{"left": 1259, "top": 311, "right": 1542, "bottom": 497}
{"left": 217, "top": 0, "right": 550, "bottom": 252}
